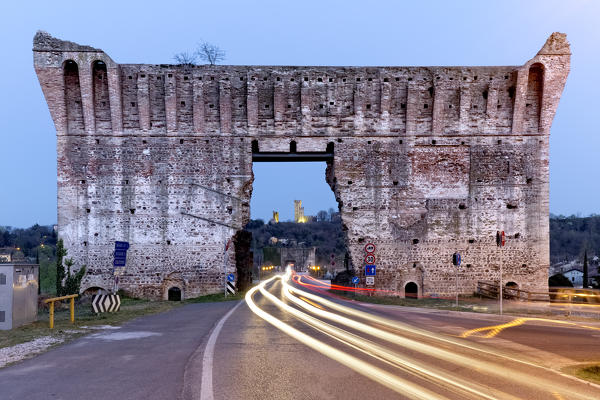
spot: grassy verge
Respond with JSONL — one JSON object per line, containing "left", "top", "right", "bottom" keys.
{"left": 562, "top": 364, "right": 600, "bottom": 385}
{"left": 1, "top": 290, "right": 248, "bottom": 351}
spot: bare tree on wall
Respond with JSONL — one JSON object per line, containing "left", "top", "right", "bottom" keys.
{"left": 174, "top": 41, "right": 226, "bottom": 66}
{"left": 196, "top": 41, "right": 226, "bottom": 65}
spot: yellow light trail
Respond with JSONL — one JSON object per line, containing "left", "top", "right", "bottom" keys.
{"left": 245, "top": 271, "right": 600, "bottom": 400}
{"left": 461, "top": 317, "right": 600, "bottom": 338}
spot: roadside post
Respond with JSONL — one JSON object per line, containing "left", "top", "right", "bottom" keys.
{"left": 496, "top": 231, "right": 506, "bottom": 315}
{"left": 224, "top": 239, "right": 231, "bottom": 296}
{"left": 364, "top": 243, "right": 376, "bottom": 295}
{"left": 452, "top": 252, "right": 461, "bottom": 307}
{"left": 226, "top": 273, "right": 236, "bottom": 296}
{"left": 351, "top": 276, "right": 359, "bottom": 297}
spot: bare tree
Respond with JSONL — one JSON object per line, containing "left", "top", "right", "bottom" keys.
{"left": 195, "top": 41, "right": 226, "bottom": 65}
{"left": 173, "top": 51, "right": 198, "bottom": 66}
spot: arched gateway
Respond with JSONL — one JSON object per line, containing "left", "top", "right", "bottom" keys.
{"left": 33, "top": 31, "right": 570, "bottom": 299}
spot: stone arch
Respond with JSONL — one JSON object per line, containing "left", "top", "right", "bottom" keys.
{"left": 81, "top": 286, "right": 108, "bottom": 296}
{"left": 162, "top": 272, "right": 185, "bottom": 300}
{"left": 63, "top": 59, "right": 84, "bottom": 134}
{"left": 505, "top": 281, "right": 519, "bottom": 299}
{"left": 92, "top": 60, "right": 112, "bottom": 131}
{"left": 405, "top": 281, "right": 419, "bottom": 298}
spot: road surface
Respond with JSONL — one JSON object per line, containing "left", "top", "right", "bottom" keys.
{"left": 1, "top": 272, "right": 600, "bottom": 399}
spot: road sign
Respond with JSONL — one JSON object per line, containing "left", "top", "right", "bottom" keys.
{"left": 496, "top": 231, "right": 505, "bottom": 247}
{"left": 364, "top": 254, "right": 376, "bottom": 264}
{"left": 330, "top": 253, "right": 335, "bottom": 260}
{"left": 227, "top": 273, "right": 235, "bottom": 282}
{"left": 113, "top": 241, "right": 129, "bottom": 267}
{"left": 452, "top": 252, "right": 461, "bottom": 266}
{"left": 226, "top": 281, "right": 236, "bottom": 295}
{"left": 351, "top": 276, "right": 360, "bottom": 285}
{"left": 366, "top": 276, "right": 375, "bottom": 286}
{"left": 115, "top": 241, "right": 130, "bottom": 250}
{"left": 364, "top": 243, "right": 376, "bottom": 254}
{"left": 365, "top": 265, "right": 376, "bottom": 276}
{"left": 92, "top": 294, "right": 121, "bottom": 313}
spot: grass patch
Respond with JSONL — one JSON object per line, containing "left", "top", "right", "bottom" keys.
{"left": 563, "top": 364, "right": 600, "bottom": 384}
{"left": 0, "top": 297, "right": 181, "bottom": 350}
{"left": 185, "top": 291, "right": 246, "bottom": 303}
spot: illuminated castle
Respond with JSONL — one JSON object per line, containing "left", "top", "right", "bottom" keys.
{"left": 294, "top": 200, "right": 306, "bottom": 223}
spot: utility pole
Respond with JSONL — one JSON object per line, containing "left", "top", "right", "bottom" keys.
{"left": 496, "top": 231, "right": 505, "bottom": 315}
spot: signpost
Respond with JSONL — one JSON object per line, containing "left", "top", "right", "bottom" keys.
{"left": 351, "top": 276, "right": 359, "bottom": 285}
{"left": 452, "top": 252, "right": 461, "bottom": 308}
{"left": 113, "top": 241, "right": 129, "bottom": 293}
{"left": 365, "top": 265, "right": 376, "bottom": 276}
{"left": 364, "top": 243, "right": 376, "bottom": 292}
{"left": 365, "top": 276, "right": 375, "bottom": 286}
{"left": 227, "top": 273, "right": 235, "bottom": 282}
{"left": 496, "top": 231, "right": 506, "bottom": 315}
{"left": 364, "top": 254, "right": 376, "bottom": 265}
{"left": 364, "top": 243, "right": 376, "bottom": 254}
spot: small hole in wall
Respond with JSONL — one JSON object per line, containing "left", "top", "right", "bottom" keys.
{"left": 431, "top": 140, "right": 436, "bottom": 145}
{"left": 131, "top": 102, "right": 136, "bottom": 107}
{"left": 466, "top": 264, "right": 472, "bottom": 268}
{"left": 448, "top": 104, "right": 452, "bottom": 109}
{"left": 514, "top": 233, "right": 521, "bottom": 239}
{"left": 80, "top": 180, "right": 86, "bottom": 184}
{"left": 474, "top": 76, "right": 478, "bottom": 80}
{"left": 239, "top": 104, "right": 243, "bottom": 108}
{"left": 330, "top": 101, "right": 334, "bottom": 105}
{"left": 358, "top": 238, "right": 365, "bottom": 243}
{"left": 395, "top": 77, "right": 400, "bottom": 82}
{"left": 125, "top": 180, "right": 129, "bottom": 184}
{"left": 408, "top": 77, "right": 413, "bottom": 81}
{"left": 383, "top": 78, "right": 389, "bottom": 82}
{"left": 317, "top": 77, "right": 323, "bottom": 82}
{"left": 140, "top": 74, "right": 146, "bottom": 78}
{"left": 184, "top": 76, "right": 189, "bottom": 81}
{"left": 130, "top": 209, "right": 135, "bottom": 215}
{"left": 347, "top": 180, "right": 352, "bottom": 185}
{"left": 101, "top": 101, "right": 106, "bottom": 107}
{"left": 342, "top": 78, "right": 346, "bottom": 82}
{"left": 240, "top": 77, "right": 244, "bottom": 81}
{"left": 367, "top": 140, "right": 371, "bottom": 144}
{"left": 459, "top": 203, "right": 466, "bottom": 210}
{"left": 399, "top": 140, "right": 403, "bottom": 144}
{"left": 356, "top": 78, "right": 361, "bottom": 82}
{"left": 522, "top": 264, "right": 527, "bottom": 268}
{"left": 461, "top": 141, "right": 465, "bottom": 145}
{"left": 209, "top": 104, "right": 214, "bottom": 109}
{"left": 412, "top": 239, "right": 419, "bottom": 244}
{"left": 157, "top": 76, "right": 161, "bottom": 80}
{"left": 468, "top": 239, "right": 475, "bottom": 243}
{"left": 423, "top": 104, "right": 428, "bottom": 109}
{"left": 95, "top": 139, "right": 99, "bottom": 144}
{"left": 263, "top": 77, "right": 267, "bottom": 81}
{"left": 84, "top": 241, "right": 88, "bottom": 246}
{"left": 526, "top": 177, "right": 533, "bottom": 184}
{"left": 265, "top": 104, "right": 270, "bottom": 109}
{"left": 304, "top": 77, "right": 308, "bottom": 81}
{"left": 366, "top": 104, "right": 371, "bottom": 110}
{"left": 290, "top": 78, "right": 295, "bottom": 82}
{"left": 497, "top": 140, "right": 502, "bottom": 145}
{"left": 482, "top": 90, "right": 488, "bottom": 99}
{"left": 504, "top": 75, "right": 509, "bottom": 79}
{"left": 497, "top": 105, "right": 502, "bottom": 109}
{"left": 506, "top": 203, "right": 518, "bottom": 209}
{"left": 143, "top": 140, "right": 147, "bottom": 144}
{"left": 428, "top": 87, "right": 434, "bottom": 97}
{"left": 401, "top": 103, "right": 406, "bottom": 109}
{"left": 525, "top": 103, "right": 532, "bottom": 108}
{"left": 393, "top": 181, "right": 398, "bottom": 186}
{"left": 337, "top": 138, "right": 343, "bottom": 143}
{"left": 473, "top": 105, "right": 478, "bottom": 109}
{"left": 288, "top": 104, "right": 292, "bottom": 108}
{"left": 128, "top": 76, "right": 133, "bottom": 79}
{"left": 319, "top": 104, "right": 324, "bottom": 109}
{"left": 276, "top": 77, "right": 280, "bottom": 81}
{"left": 181, "top": 101, "right": 186, "bottom": 107}
{"left": 368, "top": 78, "right": 372, "bottom": 82}
{"left": 463, "top": 77, "right": 467, "bottom": 81}
{"left": 226, "top": 178, "right": 231, "bottom": 183}
{"left": 352, "top": 207, "right": 358, "bottom": 211}
{"left": 167, "top": 240, "right": 171, "bottom": 245}
{"left": 168, "top": 73, "right": 172, "bottom": 78}
{"left": 211, "top": 77, "right": 215, "bottom": 81}
{"left": 86, "top": 208, "right": 90, "bottom": 213}
{"left": 180, "top": 139, "right": 184, "bottom": 144}
{"left": 94, "top": 233, "right": 98, "bottom": 237}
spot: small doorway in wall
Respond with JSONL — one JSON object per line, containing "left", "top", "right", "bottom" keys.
{"left": 405, "top": 282, "right": 418, "bottom": 298}
{"left": 168, "top": 287, "right": 182, "bottom": 301}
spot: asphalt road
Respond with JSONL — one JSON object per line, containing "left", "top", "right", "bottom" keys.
{"left": 2, "top": 273, "right": 600, "bottom": 399}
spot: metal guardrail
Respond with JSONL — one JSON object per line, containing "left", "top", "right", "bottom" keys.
{"left": 477, "top": 281, "right": 600, "bottom": 304}
{"left": 43, "top": 294, "right": 78, "bottom": 329}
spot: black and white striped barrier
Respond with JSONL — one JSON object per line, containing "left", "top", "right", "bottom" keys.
{"left": 226, "top": 281, "right": 236, "bottom": 295}
{"left": 92, "top": 294, "right": 121, "bottom": 313}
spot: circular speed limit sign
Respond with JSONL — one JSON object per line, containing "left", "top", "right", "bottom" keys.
{"left": 365, "top": 254, "right": 376, "bottom": 264}
{"left": 364, "top": 243, "right": 376, "bottom": 254}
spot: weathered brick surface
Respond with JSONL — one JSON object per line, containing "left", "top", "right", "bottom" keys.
{"left": 33, "top": 31, "right": 570, "bottom": 299}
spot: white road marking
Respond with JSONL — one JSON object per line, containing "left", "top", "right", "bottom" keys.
{"left": 200, "top": 301, "right": 244, "bottom": 400}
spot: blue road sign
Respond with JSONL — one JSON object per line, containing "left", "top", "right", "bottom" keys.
{"left": 115, "top": 241, "right": 130, "bottom": 250}
{"left": 365, "top": 265, "right": 376, "bottom": 276}
{"left": 227, "top": 273, "right": 235, "bottom": 282}
{"left": 113, "top": 258, "right": 126, "bottom": 267}
{"left": 351, "top": 276, "right": 360, "bottom": 285}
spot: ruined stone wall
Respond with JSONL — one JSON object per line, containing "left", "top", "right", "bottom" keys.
{"left": 34, "top": 32, "right": 569, "bottom": 299}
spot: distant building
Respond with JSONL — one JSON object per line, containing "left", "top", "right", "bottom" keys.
{"left": 0, "top": 248, "right": 12, "bottom": 263}
{"left": 563, "top": 268, "right": 584, "bottom": 288}
{"left": 294, "top": 200, "right": 306, "bottom": 223}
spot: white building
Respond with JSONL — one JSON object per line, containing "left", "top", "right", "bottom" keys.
{"left": 563, "top": 269, "right": 584, "bottom": 288}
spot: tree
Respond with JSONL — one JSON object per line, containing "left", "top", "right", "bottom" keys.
{"left": 55, "top": 239, "right": 86, "bottom": 296}
{"left": 55, "top": 239, "right": 67, "bottom": 296}
{"left": 583, "top": 249, "right": 589, "bottom": 288}
{"left": 196, "top": 41, "right": 226, "bottom": 65}
{"left": 549, "top": 273, "right": 573, "bottom": 287}
{"left": 316, "top": 210, "right": 328, "bottom": 222}
{"left": 173, "top": 51, "right": 198, "bottom": 66}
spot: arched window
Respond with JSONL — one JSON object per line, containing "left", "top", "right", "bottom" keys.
{"left": 92, "top": 60, "right": 112, "bottom": 131}
{"left": 524, "top": 63, "right": 544, "bottom": 133}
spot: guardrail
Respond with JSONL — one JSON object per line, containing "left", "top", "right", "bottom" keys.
{"left": 477, "top": 281, "right": 600, "bottom": 304}
{"left": 43, "top": 294, "right": 78, "bottom": 329}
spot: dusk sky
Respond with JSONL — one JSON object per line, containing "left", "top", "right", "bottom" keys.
{"left": 1, "top": 0, "right": 599, "bottom": 227}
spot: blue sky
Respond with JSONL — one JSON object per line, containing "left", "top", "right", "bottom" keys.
{"left": 1, "top": 0, "right": 598, "bottom": 227}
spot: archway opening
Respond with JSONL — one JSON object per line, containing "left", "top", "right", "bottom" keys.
{"left": 168, "top": 287, "right": 182, "bottom": 301}
{"left": 247, "top": 141, "right": 347, "bottom": 282}
{"left": 405, "top": 282, "right": 418, "bottom": 298}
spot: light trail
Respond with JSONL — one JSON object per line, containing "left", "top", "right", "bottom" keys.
{"left": 461, "top": 317, "right": 600, "bottom": 338}
{"left": 245, "top": 271, "right": 600, "bottom": 399}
